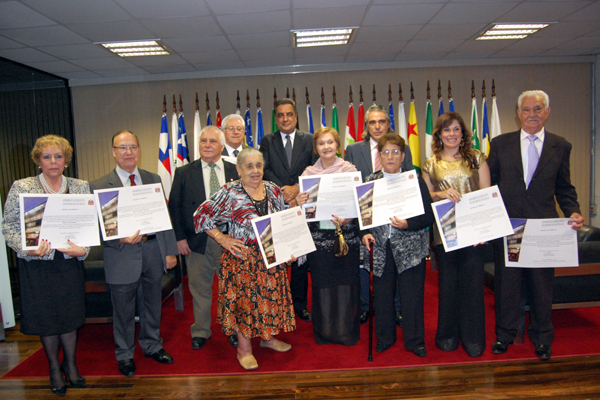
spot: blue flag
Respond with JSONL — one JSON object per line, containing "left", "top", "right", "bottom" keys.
{"left": 307, "top": 104, "right": 314, "bottom": 134}
{"left": 256, "top": 108, "right": 264, "bottom": 146}
{"left": 389, "top": 102, "right": 395, "bottom": 132}
{"left": 206, "top": 111, "right": 212, "bottom": 126}
{"left": 157, "top": 114, "right": 172, "bottom": 196}
{"left": 177, "top": 113, "right": 190, "bottom": 167}
{"left": 244, "top": 108, "right": 253, "bottom": 147}
{"left": 449, "top": 98, "right": 454, "bottom": 112}
{"left": 320, "top": 105, "right": 326, "bottom": 128}
{"left": 438, "top": 98, "right": 445, "bottom": 116}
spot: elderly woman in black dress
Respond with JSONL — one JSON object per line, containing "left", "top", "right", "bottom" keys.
{"left": 2, "top": 135, "right": 90, "bottom": 396}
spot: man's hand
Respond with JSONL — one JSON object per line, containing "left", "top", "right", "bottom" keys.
{"left": 56, "top": 240, "right": 86, "bottom": 257}
{"left": 177, "top": 239, "right": 192, "bottom": 256}
{"left": 120, "top": 230, "right": 141, "bottom": 245}
{"left": 281, "top": 185, "right": 300, "bottom": 204}
{"left": 568, "top": 213, "right": 584, "bottom": 230}
{"left": 166, "top": 255, "right": 177, "bottom": 270}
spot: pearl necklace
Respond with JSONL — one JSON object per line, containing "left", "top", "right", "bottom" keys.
{"left": 39, "top": 173, "right": 67, "bottom": 194}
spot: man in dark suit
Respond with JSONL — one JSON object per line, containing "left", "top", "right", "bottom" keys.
{"left": 259, "top": 98, "right": 317, "bottom": 321}
{"left": 345, "top": 104, "right": 414, "bottom": 326}
{"left": 221, "top": 113, "right": 249, "bottom": 158}
{"left": 488, "top": 90, "right": 584, "bottom": 360}
{"left": 168, "top": 126, "right": 239, "bottom": 350}
{"left": 90, "top": 130, "right": 178, "bottom": 377}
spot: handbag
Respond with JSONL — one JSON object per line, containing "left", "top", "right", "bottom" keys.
{"left": 334, "top": 220, "right": 349, "bottom": 257}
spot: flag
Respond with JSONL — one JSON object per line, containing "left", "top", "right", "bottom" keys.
{"left": 490, "top": 95, "right": 502, "bottom": 141}
{"left": 216, "top": 110, "right": 222, "bottom": 128}
{"left": 193, "top": 109, "right": 201, "bottom": 161}
{"left": 206, "top": 111, "right": 212, "bottom": 126}
{"left": 481, "top": 98, "right": 490, "bottom": 156}
{"left": 425, "top": 100, "right": 433, "bottom": 159}
{"left": 171, "top": 111, "right": 179, "bottom": 172}
{"left": 256, "top": 107, "right": 264, "bottom": 147}
{"left": 345, "top": 103, "right": 356, "bottom": 150}
{"left": 470, "top": 97, "right": 480, "bottom": 150}
{"left": 397, "top": 101, "right": 407, "bottom": 142}
{"left": 449, "top": 97, "right": 454, "bottom": 112}
{"left": 438, "top": 98, "right": 445, "bottom": 116}
{"left": 320, "top": 104, "right": 326, "bottom": 128}
{"left": 176, "top": 112, "right": 190, "bottom": 167}
{"left": 307, "top": 104, "right": 315, "bottom": 134}
{"left": 357, "top": 102, "right": 365, "bottom": 141}
{"left": 408, "top": 101, "right": 421, "bottom": 173}
{"left": 271, "top": 108, "right": 276, "bottom": 133}
{"left": 332, "top": 103, "right": 339, "bottom": 155}
{"left": 158, "top": 114, "right": 172, "bottom": 197}
{"left": 389, "top": 101, "right": 395, "bottom": 132}
{"left": 244, "top": 107, "right": 253, "bottom": 147}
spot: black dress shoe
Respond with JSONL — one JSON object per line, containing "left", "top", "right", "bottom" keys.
{"left": 228, "top": 334, "right": 239, "bottom": 348}
{"left": 463, "top": 344, "right": 484, "bottom": 358}
{"left": 359, "top": 311, "right": 369, "bottom": 325}
{"left": 412, "top": 346, "right": 427, "bottom": 357}
{"left": 118, "top": 359, "right": 136, "bottom": 377}
{"left": 535, "top": 344, "right": 552, "bottom": 360}
{"left": 51, "top": 385, "right": 67, "bottom": 396}
{"left": 395, "top": 311, "right": 403, "bottom": 327}
{"left": 191, "top": 337, "right": 206, "bottom": 350}
{"left": 60, "top": 363, "right": 87, "bottom": 388}
{"left": 375, "top": 342, "right": 393, "bottom": 353}
{"left": 145, "top": 348, "right": 174, "bottom": 364}
{"left": 491, "top": 340, "right": 512, "bottom": 354}
{"left": 295, "top": 309, "right": 312, "bottom": 321}
{"left": 436, "top": 338, "right": 459, "bottom": 352}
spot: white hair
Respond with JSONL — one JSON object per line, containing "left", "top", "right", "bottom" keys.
{"left": 221, "top": 113, "right": 245, "bottom": 130}
{"left": 200, "top": 125, "right": 225, "bottom": 146}
{"left": 236, "top": 148, "right": 263, "bottom": 167}
{"left": 517, "top": 90, "right": 550, "bottom": 110}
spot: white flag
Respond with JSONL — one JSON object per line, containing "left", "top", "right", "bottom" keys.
{"left": 490, "top": 96, "right": 502, "bottom": 140}
{"left": 193, "top": 109, "right": 202, "bottom": 161}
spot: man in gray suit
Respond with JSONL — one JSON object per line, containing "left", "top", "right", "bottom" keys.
{"left": 90, "top": 130, "right": 178, "bottom": 377}
{"left": 168, "top": 126, "right": 239, "bottom": 350}
{"left": 221, "top": 114, "right": 249, "bottom": 157}
{"left": 345, "top": 105, "right": 414, "bottom": 326}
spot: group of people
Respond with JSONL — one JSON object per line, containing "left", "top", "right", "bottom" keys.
{"left": 2, "top": 90, "right": 584, "bottom": 396}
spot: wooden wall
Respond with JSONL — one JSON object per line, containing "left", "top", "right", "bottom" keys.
{"left": 72, "top": 62, "right": 592, "bottom": 222}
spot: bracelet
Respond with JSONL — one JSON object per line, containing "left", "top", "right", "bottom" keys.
{"left": 213, "top": 231, "right": 221, "bottom": 242}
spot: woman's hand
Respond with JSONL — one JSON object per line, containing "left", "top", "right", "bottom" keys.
{"left": 440, "top": 188, "right": 462, "bottom": 203}
{"left": 296, "top": 192, "right": 309, "bottom": 207}
{"left": 362, "top": 234, "right": 376, "bottom": 251}
{"left": 218, "top": 234, "right": 246, "bottom": 258}
{"left": 331, "top": 214, "right": 352, "bottom": 227}
{"left": 389, "top": 216, "right": 408, "bottom": 229}
{"left": 56, "top": 240, "right": 86, "bottom": 257}
{"left": 28, "top": 239, "right": 51, "bottom": 257}
{"left": 285, "top": 254, "right": 298, "bottom": 266}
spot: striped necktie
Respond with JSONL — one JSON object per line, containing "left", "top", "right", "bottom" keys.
{"left": 208, "top": 163, "right": 220, "bottom": 196}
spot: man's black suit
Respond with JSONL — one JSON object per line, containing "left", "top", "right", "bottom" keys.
{"left": 168, "top": 159, "right": 238, "bottom": 339}
{"left": 221, "top": 144, "right": 249, "bottom": 157}
{"left": 487, "top": 130, "right": 580, "bottom": 346}
{"left": 260, "top": 130, "right": 317, "bottom": 313}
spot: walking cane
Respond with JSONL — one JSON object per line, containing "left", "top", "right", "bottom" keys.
{"left": 368, "top": 243, "right": 374, "bottom": 362}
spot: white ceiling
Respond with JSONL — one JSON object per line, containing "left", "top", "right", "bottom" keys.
{"left": 1, "top": 0, "right": 599, "bottom": 86}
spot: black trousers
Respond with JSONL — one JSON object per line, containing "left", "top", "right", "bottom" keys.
{"left": 435, "top": 244, "right": 485, "bottom": 351}
{"left": 290, "top": 259, "right": 309, "bottom": 312}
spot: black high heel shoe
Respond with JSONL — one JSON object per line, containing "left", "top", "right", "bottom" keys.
{"left": 60, "top": 363, "right": 87, "bottom": 388}
{"left": 51, "top": 385, "right": 67, "bottom": 396}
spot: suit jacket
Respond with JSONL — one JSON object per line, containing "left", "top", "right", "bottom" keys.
{"left": 90, "top": 168, "right": 178, "bottom": 285}
{"left": 260, "top": 130, "right": 317, "bottom": 187}
{"left": 221, "top": 144, "right": 249, "bottom": 157}
{"left": 487, "top": 130, "right": 580, "bottom": 219}
{"left": 344, "top": 139, "right": 414, "bottom": 181}
{"left": 168, "top": 159, "right": 238, "bottom": 254}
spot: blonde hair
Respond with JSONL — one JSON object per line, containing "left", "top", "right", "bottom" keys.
{"left": 31, "top": 135, "right": 73, "bottom": 166}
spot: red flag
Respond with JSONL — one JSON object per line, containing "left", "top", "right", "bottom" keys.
{"left": 357, "top": 102, "right": 365, "bottom": 141}
{"left": 345, "top": 103, "right": 356, "bottom": 151}
{"left": 216, "top": 110, "right": 222, "bottom": 128}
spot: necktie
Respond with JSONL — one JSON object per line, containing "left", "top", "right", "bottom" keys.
{"left": 128, "top": 174, "right": 136, "bottom": 186}
{"left": 374, "top": 148, "right": 382, "bottom": 172}
{"left": 284, "top": 134, "right": 293, "bottom": 167}
{"left": 233, "top": 149, "right": 239, "bottom": 157}
{"left": 525, "top": 135, "right": 539, "bottom": 188}
{"left": 208, "top": 163, "right": 220, "bottom": 196}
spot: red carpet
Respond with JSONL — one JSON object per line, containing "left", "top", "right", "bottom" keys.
{"left": 4, "top": 268, "right": 600, "bottom": 378}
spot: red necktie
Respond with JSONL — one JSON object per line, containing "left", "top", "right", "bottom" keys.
{"left": 129, "top": 174, "right": 136, "bottom": 186}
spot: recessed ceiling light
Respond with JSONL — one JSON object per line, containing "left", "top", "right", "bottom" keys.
{"left": 476, "top": 23, "right": 551, "bottom": 41}
{"left": 96, "top": 40, "right": 170, "bottom": 57}
{"left": 292, "top": 28, "right": 356, "bottom": 48}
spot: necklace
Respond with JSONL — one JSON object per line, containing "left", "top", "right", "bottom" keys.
{"left": 242, "top": 182, "right": 268, "bottom": 216}
{"left": 39, "top": 173, "right": 67, "bottom": 194}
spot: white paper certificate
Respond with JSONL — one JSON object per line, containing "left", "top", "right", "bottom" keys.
{"left": 19, "top": 194, "right": 100, "bottom": 250}
{"left": 504, "top": 218, "right": 578, "bottom": 268}
{"left": 251, "top": 207, "right": 316, "bottom": 268}
{"left": 299, "top": 172, "right": 361, "bottom": 222}
{"left": 93, "top": 183, "right": 173, "bottom": 240}
{"left": 431, "top": 185, "right": 513, "bottom": 252}
{"left": 353, "top": 170, "right": 424, "bottom": 230}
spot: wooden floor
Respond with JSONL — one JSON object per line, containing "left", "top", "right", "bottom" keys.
{"left": 1, "top": 325, "right": 600, "bottom": 399}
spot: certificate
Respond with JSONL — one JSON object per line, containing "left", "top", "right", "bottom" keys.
{"left": 93, "top": 183, "right": 173, "bottom": 240}
{"left": 299, "top": 172, "right": 361, "bottom": 222}
{"left": 251, "top": 207, "right": 316, "bottom": 268}
{"left": 431, "top": 185, "right": 513, "bottom": 252}
{"left": 504, "top": 218, "right": 578, "bottom": 268}
{"left": 19, "top": 194, "right": 100, "bottom": 250}
{"left": 353, "top": 169, "right": 424, "bottom": 230}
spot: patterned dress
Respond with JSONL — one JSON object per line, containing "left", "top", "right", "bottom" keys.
{"left": 193, "top": 180, "right": 296, "bottom": 340}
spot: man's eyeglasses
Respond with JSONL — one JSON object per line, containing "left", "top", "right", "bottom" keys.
{"left": 113, "top": 145, "right": 139, "bottom": 152}
{"left": 381, "top": 149, "right": 401, "bottom": 156}
{"left": 225, "top": 126, "right": 245, "bottom": 133}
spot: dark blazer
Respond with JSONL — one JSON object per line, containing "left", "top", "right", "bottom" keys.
{"left": 90, "top": 168, "right": 178, "bottom": 285}
{"left": 487, "top": 130, "right": 580, "bottom": 219}
{"left": 168, "top": 159, "right": 238, "bottom": 254}
{"left": 260, "top": 130, "right": 317, "bottom": 187}
{"left": 345, "top": 139, "right": 414, "bottom": 181}
{"left": 221, "top": 144, "right": 249, "bottom": 157}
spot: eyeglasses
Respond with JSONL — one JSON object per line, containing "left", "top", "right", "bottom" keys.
{"left": 381, "top": 149, "right": 401, "bottom": 156}
{"left": 113, "top": 145, "right": 139, "bottom": 152}
{"left": 225, "top": 126, "right": 245, "bottom": 133}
